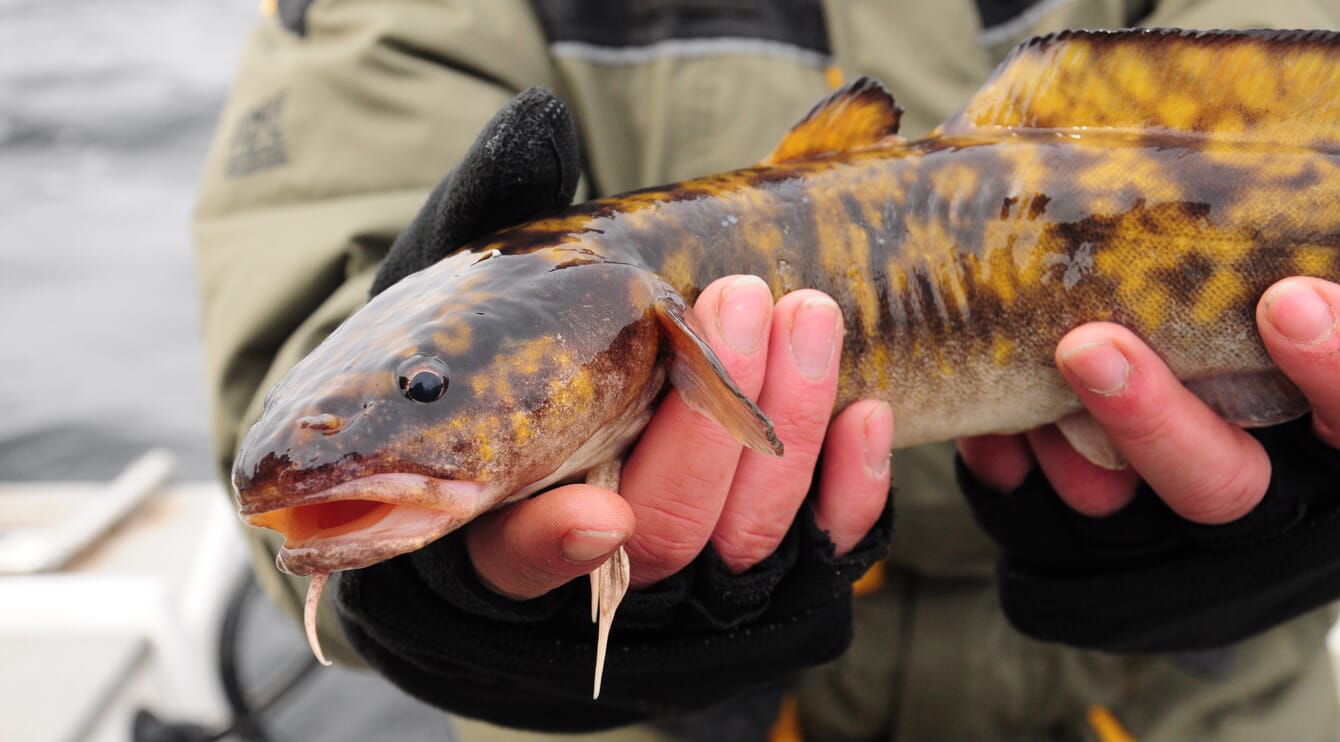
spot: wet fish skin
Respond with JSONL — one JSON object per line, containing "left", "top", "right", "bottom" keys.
{"left": 233, "top": 27, "right": 1340, "bottom": 578}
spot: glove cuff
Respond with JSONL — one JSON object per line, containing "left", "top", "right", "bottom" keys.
{"left": 334, "top": 495, "right": 893, "bottom": 731}
{"left": 959, "top": 416, "right": 1340, "bottom": 651}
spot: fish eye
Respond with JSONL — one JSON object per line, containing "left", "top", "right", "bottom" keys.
{"left": 396, "top": 357, "right": 449, "bottom": 403}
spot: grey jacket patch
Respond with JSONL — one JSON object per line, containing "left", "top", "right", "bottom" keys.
{"left": 227, "top": 93, "right": 288, "bottom": 177}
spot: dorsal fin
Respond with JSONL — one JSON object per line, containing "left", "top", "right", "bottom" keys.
{"left": 936, "top": 28, "right": 1340, "bottom": 147}
{"left": 763, "top": 76, "right": 904, "bottom": 165}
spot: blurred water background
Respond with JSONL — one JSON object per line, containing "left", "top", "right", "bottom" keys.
{"left": 0, "top": 3, "right": 454, "bottom": 739}
{"left": 0, "top": 0, "right": 245, "bottom": 481}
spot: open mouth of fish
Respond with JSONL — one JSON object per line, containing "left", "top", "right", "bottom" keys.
{"left": 240, "top": 473, "right": 485, "bottom": 576}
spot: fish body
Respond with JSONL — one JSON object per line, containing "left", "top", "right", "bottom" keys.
{"left": 510, "top": 131, "right": 1339, "bottom": 448}
{"left": 234, "top": 28, "right": 1340, "bottom": 600}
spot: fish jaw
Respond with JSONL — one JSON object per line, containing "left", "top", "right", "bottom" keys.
{"left": 240, "top": 473, "right": 486, "bottom": 576}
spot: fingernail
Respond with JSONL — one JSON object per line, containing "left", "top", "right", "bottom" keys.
{"left": 863, "top": 402, "right": 894, "bottom": 478}
{"left": 716, "top": 275, "right": 772, "bottom": 354}
{"left": 790, "top": 296, "right": 840, "bottom": 379}
{"left": 1265, "top": 280, "right": 1334, "bottom": 345}
{"left": 561, "top": 529, "right": 626, "bottom": 563}
{"left": 1060, "top": 342, "right": 1130, "bottom": 395}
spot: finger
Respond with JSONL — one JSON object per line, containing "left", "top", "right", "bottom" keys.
{"left": 620, "top": 275, "right": 773, "bottom": 588}
{"left": 1055, "top": 323, "right": 1270, "bottom": 524}
{"left": 1258, "top": 277, "right": 1340, "bottom": 448}
{"left": 957, "top": 434, "right": 1033, "bottom": 494}
{"left": 1024, "top": 424, "right": 1140, "bottom": 516}
{"left": 464, "top": 484, "right": 634, "bottom": 600}
{"left": 712, "top": 291, "right": 844, "bottom": 572}
{"left": 813, "top": 400, "right": 894, "bottom": 556}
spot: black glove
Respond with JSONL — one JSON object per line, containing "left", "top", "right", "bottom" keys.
{"left": 959, "top": 415, "right": 1340, "bottom": 652}
{"left": 368, "top": 87, "right": 581, "bottom": 296}
{"left": 336, "top": 88, "right": 894, "bottom": 733}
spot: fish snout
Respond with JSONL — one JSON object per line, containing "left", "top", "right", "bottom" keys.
{"left": 293, "top": 399, "right": 377, "bottom": 436}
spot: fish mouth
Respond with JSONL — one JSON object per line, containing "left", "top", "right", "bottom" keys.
{"left": 240, "top": 473, "right": 485, "bottom": 576}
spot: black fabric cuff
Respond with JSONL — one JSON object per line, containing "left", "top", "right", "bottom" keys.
{"left": 334, "top": 497, "right": 893, "bottom": 732}
{"left": 959, "top": 417, "right": 1340, "bottom": 652}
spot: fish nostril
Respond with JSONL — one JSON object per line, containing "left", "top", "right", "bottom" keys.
{"left": 296, "top": 414, "right": 344, "bottom": 433}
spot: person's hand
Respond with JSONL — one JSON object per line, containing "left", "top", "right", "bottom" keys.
{"left": 960, "top": 276, "right": 1340, "bottom": 525}
{"left": 463, "top": 274, "right": 894, "bottom": 599}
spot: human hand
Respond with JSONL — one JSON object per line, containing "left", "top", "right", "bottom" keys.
{"left": 959, "top": 276, "right": 1340, "bottom": 525}
{"left": 464, "top": 274, "right": 894, "bottom": 599}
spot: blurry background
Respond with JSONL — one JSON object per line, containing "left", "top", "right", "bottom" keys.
{"left": 0, "top": 0, "right": 230, "bottom": 480}
{"left": 0, "top": 2, "right": 452, "bottom": 739}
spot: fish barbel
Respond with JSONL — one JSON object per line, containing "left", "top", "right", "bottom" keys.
{"left": 232, "top": 28, "right": 1340, "bottom": 694}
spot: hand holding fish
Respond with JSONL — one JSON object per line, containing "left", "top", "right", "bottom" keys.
{"left": 961, "top": 276, "right": 1340, "bottom": 522}
{"left": 464, "top": 274, "right": 893, "bottom": 600}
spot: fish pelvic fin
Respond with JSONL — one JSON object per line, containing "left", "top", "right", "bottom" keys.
{"left": 937, "top": 28, "right": 1340, "bottom": 148}
{"left": 1057, "top": 412, "right": 1127, "bottom": 471}
{"left": 653, "top": 291, "right": 784, "bottom": 456}
{"left": 762, "top": 76, "right": 904, "bottom": 165}
{"left": 1185, "top": 370, "right": 1310, "bottom": 428}
{"left": 585, "top": 460, "right": 629, "bottom": 701}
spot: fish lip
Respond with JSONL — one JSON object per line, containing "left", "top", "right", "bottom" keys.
{"left": 240, "top": 473, "right": 486, "bottom": 576}
{"left": 238, "top": 472, "right": 478, "bottom": 517}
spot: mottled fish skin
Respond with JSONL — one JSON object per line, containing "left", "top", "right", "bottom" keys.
{"left": 235, "top": 28, "right": 1340, "bottom": 576}
{"left": 469, "top": 58, "right": 1340, "bottom": 446}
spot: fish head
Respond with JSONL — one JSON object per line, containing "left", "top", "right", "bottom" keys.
{"left": 232, "top": 248, "right": 671, "bottom": 576}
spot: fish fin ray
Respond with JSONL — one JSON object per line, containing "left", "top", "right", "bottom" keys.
{"left": 1185, "top": 370, "right": 1309, "bottom": 427}
{"left": 584, "top": 461, "right": 628, "bottom": 700}
{"left": 937, "top": 29, "right": 1340, "bottom": 148}
{"left": 591, "top": 545, "right": 629, "bottom": 700}
{"left": 763, "top": 76, "right": 903, "bottom": 165}
{"left": 654, "top": 295, "right": 783, "bottom": 456}
{"left": 1057, "top": 412, "right": 1128, "bottom": 470}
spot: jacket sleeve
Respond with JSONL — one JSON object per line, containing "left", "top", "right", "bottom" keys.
{"left": 192, "top": 0, "right": 561, "bottom": 664}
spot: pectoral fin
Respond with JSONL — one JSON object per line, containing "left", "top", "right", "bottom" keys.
{"left": 654, "top": 295, "right": 784, "bottom": 456}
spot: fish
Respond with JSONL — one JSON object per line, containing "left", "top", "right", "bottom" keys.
{"left": 232, "top": 28, "right": 1340, "bottom": 697}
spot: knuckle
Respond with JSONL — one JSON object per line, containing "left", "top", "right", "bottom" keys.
{"left": 714, "top": 522, "right": 786, "bottom": 567}
{"left": 628, "top": 498, "right": 717, "bottom": 570}
{"left": 1111, "top": 400, "right": 1176, "bottom": 453}
{"left": 767, "top": 403, "right": 833, "bottom": 440}
{"left": 628, "top": 529, "right": 707, "bottom": 577}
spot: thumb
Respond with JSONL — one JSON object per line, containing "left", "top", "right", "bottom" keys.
{"left": 463, "top": 484, "right": 634, "bottom": 600}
